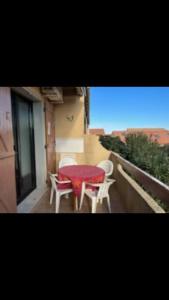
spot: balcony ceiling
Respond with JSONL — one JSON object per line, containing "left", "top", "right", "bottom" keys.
{"left": 40, "top": 87, "right": 84, "bottom": 103}
{"left": 40, "top": 87, "right": 89, "bottom": 124}
{"left": 63, "top": 87, "right": 83, "bottom": 96}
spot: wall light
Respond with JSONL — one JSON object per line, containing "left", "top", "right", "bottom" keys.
{"left": 66, "top": 115, "right": 74, "bottom": 122}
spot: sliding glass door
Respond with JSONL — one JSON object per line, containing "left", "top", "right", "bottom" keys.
{"left": 12, "top": 92, "right": 36, "bottom": 204}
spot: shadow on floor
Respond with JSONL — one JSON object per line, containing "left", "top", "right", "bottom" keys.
{"left": 31, "top": 186, "right": 125, "bottom": 213}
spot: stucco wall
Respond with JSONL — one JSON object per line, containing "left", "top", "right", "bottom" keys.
{"left": 84, "top": 134, "right": 110, "bottom": 165}
{"left": 55, "top": 133, "right": 110, "bottom": 169}
{"left": 55, "top": 95, "right": 86, "bottom": 168}
{"left": 55, "top": 95, "right": 84, "bottom": 138}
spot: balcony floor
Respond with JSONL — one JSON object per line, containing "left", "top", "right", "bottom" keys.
{"left": 31, "top": 186, "right": 125, "bottom": 213}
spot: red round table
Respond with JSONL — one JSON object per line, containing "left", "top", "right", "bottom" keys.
{"left": 58, "top": 165, "right": 105, "bottom": 198}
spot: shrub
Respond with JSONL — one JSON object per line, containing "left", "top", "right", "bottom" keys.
{"left": 125, "top": 133, "right": 169, "bottom": 185}
{"left": 163, "top": 144, "right": 169, "bottom": 157}
{"left": 99, "top": 135, "right": 128, "bottom": 158}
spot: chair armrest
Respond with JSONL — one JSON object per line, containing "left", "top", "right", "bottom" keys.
{"left": 52, "top": 173, "right": 58, "bottom": 177}
{"left": 86, "top": 182, "right": 103, "bottom": 188}
{"left": 106, "top": 178, "right": 116, "bottom": 184}
{"left": 57, "top": 180, "right": 71, "bottom": 184}
{"left": 55, "top": 177, "right": 71, "bottom": 184}
{"left": 49, "top": 173, "right": 71, "bottom": 184}
{"left": 48, "top": 172, "right": 58, "bottom": 177}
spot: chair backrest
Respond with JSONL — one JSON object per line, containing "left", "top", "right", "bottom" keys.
{"left": 59, "top": 157, "right": 77, "bottom": 168}
{"left": 97, "top": 179, "right": 114, "bottom": 199}
{"left": 49, "top": 173, "right": 58, "bottom": 191}
{"left": 97, "top": 160, "right": 114, "bottom": 177}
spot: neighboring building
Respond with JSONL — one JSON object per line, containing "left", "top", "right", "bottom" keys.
{"left": 89, "top": 128, "right": 105, "bottom": 136}
{"left": 111, "top": 130, "right": 126, "bottom": 143}
{"left": 0, "top": 87, "right": 89, "bottom": 212}
{"left": 112, "top": 128, "right": 169, "bottom": 145}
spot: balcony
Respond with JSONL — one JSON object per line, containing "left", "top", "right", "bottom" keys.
{"left": 31, "top": 151, "right": 169, "bottom": 214}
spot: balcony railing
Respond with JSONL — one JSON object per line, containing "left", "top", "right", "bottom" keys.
{"left": 109, "top": 152, "right": 169, "bottom": 213}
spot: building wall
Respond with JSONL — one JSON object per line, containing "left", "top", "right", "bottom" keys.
{"left": 55, "top": 95, "right": 86, "bottom": 168}
{"left": 54, "top": 94, "right": 108, "bottom": 168}
{"left": 55, "top": 134, "right": 111, "bottom": 169}
{"left": 84, "top": 134, "right": 110, "bottom": 165}
{"left": 55, "top": 95, "right": 84, "bottom": 138}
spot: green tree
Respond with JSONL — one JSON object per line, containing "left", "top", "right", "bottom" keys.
{"left": 100, "top": 133, "right": 169, "bottom": 186}
{"left": 125, "top": 133, "right": 169, "bottom": 185}
{"left": 99, "top": 135, "right": 127, "bottom": 157}
{"left": 163, "top": 144, "right": 169, "bottom": 157}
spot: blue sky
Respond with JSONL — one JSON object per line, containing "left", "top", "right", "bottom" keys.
{"left": 90, "top": 87, "right": 169, "bottom": 133}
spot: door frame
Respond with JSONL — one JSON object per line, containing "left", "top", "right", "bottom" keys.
{"left": 44, "top": 100, "right": 56, "bottom": 183}
{"left": 11, "top": 91, "right": 36, "bottom": 204}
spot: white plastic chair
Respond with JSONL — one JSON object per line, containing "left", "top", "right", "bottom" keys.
{"left": 97, "top": 160, "right": 114, "bottom": 178}
{"left": 79, "top": 178, "right": 116, "bottom": 213}
{"left": 59, "top": 157, "right": 77, "bottom": 169}
{"left": 49, "top": 173, "right": 73, "bottom": 213}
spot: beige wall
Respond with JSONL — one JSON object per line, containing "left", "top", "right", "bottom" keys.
{"left": 55, "top": 95, "right": 85, "bottom": 168}
{"left": 55, "top": 133, "right": 111, "bottom": 169}
{"left": 84, "top": 134, "right": 110, "bottom": 165}
{"left": 55, "top": 95, "right": 85, "bottom": 138}
{"left": 54, "top": 92, "right": 110, "bottom": 169}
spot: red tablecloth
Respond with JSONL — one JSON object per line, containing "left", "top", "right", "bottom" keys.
{"left": 58, "top": 165, "right": 105, "bottom": 197}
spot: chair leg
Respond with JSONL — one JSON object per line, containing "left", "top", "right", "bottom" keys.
{"left": 107, "top": 195, "right": 111, "bottom": 213}
{"left": 50, "top": 188, "right": 54, "bottom": 205}
{"left": 55, "top": 193, "right": 60, "bottom": 213}
{"left": 79, "top": 185, "right": 85, "bottom": 210}
{"left": 91, "top": 198, "right": 97, "bottom": 213}
{"left": 65, "top": 194, "right": 69, "bottom": 199}
{"left": 79, "top": 195, "right": 83, "bottom": 211}
{"left": 75, "top": 197, "right": 78, "bottom": 211}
